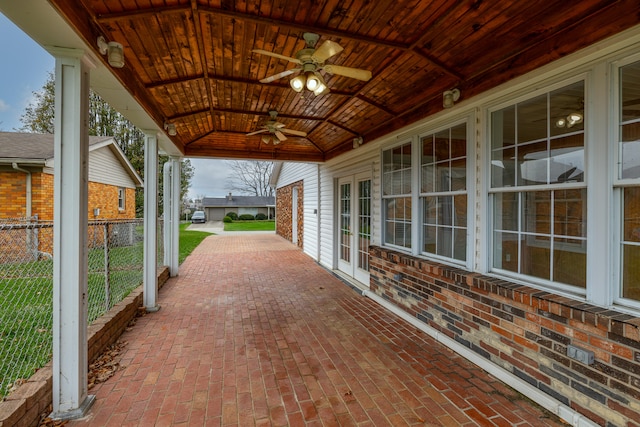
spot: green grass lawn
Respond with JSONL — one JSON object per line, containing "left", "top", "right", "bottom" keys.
{"left": 179, "top": 222, "right": 212, "bottom": 263}
{"left": 0, "top": 223, "right": 211, "bottom": 398}
{"left": 224, "top": 220, "right": 275, "bottom": 232}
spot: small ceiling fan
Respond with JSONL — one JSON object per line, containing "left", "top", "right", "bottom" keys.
{"left": 246, "top": 110, "right": 307, "bottom": 145}
{"left": 253, "top": 33, "right": 372, "bottom": 95}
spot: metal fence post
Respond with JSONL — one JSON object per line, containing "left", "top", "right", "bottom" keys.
{"left": 103, "top": 222, "right": 110, "bottom": 311}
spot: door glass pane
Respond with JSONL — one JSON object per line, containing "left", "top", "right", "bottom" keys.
{"left": 357, "top": 180, "right": 371, "bottom": 272}
{"left": 340, "top": 183, "right": 351, "bottom": 262}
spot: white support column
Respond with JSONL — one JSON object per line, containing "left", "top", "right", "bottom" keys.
{"left": 170, "top": 157, "right": 181, "bottom": 276}
{"left": 162, "top": 158, "right": 181, "bottom": 277}
{"left": 143, "top": 131, "right": 160, "bottom": 312}
{"left": 50, "top": 49, "right": 95, "bottom": 420}
{"left": 163, "top": 161, "right": 172, "bottom": 268}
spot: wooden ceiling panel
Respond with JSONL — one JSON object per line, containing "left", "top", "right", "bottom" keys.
{"left": 47, "top": 0, "right": 640, "bottom": 161}
{"left": 149, "top": 79, "right": 209, "bottom": 118}
{"left": 307, "top": 121, "right": 358, "bottom": 153}
{"left": 361, "top": 52, "right": 454, "bottom": 114}
{"left": 332, "top": 98, "right": 395, "bottom": 138}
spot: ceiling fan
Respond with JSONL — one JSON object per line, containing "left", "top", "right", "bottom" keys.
{"left": 253, "top": 33, "right": 372, "bottom": 95}
{"left": 246, "top": 110, "right": 307, "bottom": 145}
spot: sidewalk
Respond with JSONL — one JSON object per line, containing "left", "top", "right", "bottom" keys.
{"left": 70, "top": 233, "right": 567, "bottom": 426}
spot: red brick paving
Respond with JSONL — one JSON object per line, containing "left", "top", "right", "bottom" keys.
{"left": 70, "top": 234, "right": 567, "bottom": 426}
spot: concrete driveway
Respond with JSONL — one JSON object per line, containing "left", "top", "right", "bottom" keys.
{"left": 187, "top": 220, "right": 275, "bottom": 235}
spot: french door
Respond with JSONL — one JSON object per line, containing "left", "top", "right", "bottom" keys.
{"left": 337, "top": 174, "right": 372, "bottom": 285}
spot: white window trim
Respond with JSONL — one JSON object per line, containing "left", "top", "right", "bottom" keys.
{"left": 118, "top": 187, "right": 126, "bottom": 211}
{"left": 486, "top": 75, "right": 589, "bottom": 297}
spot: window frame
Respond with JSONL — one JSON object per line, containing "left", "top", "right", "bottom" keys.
{"left": 118, "top": 187, "right": 126, "bottom": 211}
{"left": 612, "top": 53, "right": 640, "bottom": 310}
{"left": 487, "top": 77, "right": 589, "bottom": 295}
{"left": 418, "top": 119, "right": 470, "bottom": 265}
{"left": 381, "top": 140, "right": 414, "bottom": 251}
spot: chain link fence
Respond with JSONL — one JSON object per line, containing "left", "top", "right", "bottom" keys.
{"left": 0, "top": 217, "right": 164, "bottom": 398}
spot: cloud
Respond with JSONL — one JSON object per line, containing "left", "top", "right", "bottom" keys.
{"left": 0, "top": 99, "right": 9, "bottom": 112}
{"left": 187, "top": 158, "right": 234, "bottom": 199}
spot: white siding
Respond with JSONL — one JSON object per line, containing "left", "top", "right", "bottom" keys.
{"left": 276, "top": 162, "right": 319, "bottom": 260}
{"left": 89, "top": 146, "right": 137, "bottom": 188}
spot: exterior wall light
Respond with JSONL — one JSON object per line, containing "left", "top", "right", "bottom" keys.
{"left": 164, "top": 122, "right": 177, "bottom": 136}
{"left": 97, "top": 36, "right": 125, "bottom": 68}
{"left": 443, "top": 88, "right": 460, "bottom": 108}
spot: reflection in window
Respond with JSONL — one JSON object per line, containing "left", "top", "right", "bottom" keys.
{"left": 383, "top": 142, "right": 412, "bottom": 248}
{"left": 490, "top": 81, "right": 587, "bottom": 288}
{"left": 619, "top": 60, "right": 640, "bottom": 302}
{"left": 421, "top": 123, "right": 467, "bottom": 262}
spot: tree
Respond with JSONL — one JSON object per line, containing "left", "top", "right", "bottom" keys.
{"left": 226, "top": 160, "right": 274, "bottom": 197}
{"left": 19, "top": 71, "right": 194, "bottom": 216}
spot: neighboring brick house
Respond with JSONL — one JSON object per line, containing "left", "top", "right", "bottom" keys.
{"left": 0, "top": 132, "right": 143, "bottom": 260}
{"left": 201, "top": 193, "right": 275, "bottom": 221}
{"left": 0, "top": 132, "right": 142, "bottom": 221}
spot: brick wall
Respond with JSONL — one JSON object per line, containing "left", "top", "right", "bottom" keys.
{"left": 0, "top": 267, "right": 170, "bottom": 427}
{"left": 275, "top": 181, "right": 303, "bottom": 248}
{"left": 369, "top": 245, "right": 640, "bottom": 427}
{"left": 1, "top": 171, "right": 136, "bottom": 220}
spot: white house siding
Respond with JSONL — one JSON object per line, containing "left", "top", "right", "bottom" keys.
{"left": 277, "top": 162, "right": 319, "bottom": 260}
{"left": 89, "top": 146, "right": 137, "bottom": 188}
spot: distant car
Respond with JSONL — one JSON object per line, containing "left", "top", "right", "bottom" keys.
{"left": 191, "top": 211, "right": 206, "bottom": 223}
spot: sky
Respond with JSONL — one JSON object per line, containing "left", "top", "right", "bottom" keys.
{"left": 0, "top": 12, "right": 232, "bottom": 200}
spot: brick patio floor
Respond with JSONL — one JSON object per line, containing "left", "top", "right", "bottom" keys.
{"left": 70, "top": 234, "right": 568, "bottom": 426}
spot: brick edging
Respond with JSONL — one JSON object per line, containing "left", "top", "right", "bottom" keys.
{"left": 0, "top": 266, "right": 170, "bottom": 427}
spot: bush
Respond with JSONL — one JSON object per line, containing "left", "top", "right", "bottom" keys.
{"left": 255, "top": 213, "right": 267, "bottom": 220}
{"left": 223, "top": 216, "right": 233, "bottom": 223}
{"left": 226, "top": 212, "right": 238, "bottom": 220}
{"left": 238, "top": 214, "right": 255, "bottom": 221}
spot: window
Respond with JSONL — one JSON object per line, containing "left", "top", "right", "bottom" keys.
{"left": 618, "top": 60, "right": 640, "bottom": 303}
{"left": 118, "top": 187, "right": 126, "bottom": 211}
{"left": 421, "top": 123, "right": 467, "bottom": 262}
{"left": 490, "top": 81, "right": 587, "bottom": 288}
{"left": 382, "top": 142, "right": 412, "bottom": 248}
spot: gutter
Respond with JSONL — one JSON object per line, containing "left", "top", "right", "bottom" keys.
{"left": 12, "top": 163, "right": 32, "bottom": 217}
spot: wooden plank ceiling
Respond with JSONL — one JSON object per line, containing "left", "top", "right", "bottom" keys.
{"left": 49, "top": 0, "right": 640, "bottom": 162}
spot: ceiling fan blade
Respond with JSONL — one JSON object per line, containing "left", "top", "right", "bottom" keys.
{"left": 312, "top": 40, "right": 343, "bottom": 62}
{"left": 246, "top": 129, "right": 268, "bottom": 136}
{"left": 252, "top": 49, "right": 302, "bottom": 64}
{"left": 259, "top": 68, "right": 300, "bottom": 83}
{"left": 280, "top": 128, "right": 307, "bottom": 137}
{"left": 274, "top": 130, "right": 288, "bottom": 142}
{"left": 323, "top": 64, "right": 372, "bottom": 81}
{"left": 274, "top": 122, "right": 286, "bottom": 128}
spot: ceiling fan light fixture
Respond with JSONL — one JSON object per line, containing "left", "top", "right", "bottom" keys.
{"left": 306, "top": 72, "right": 321, "bottom": 91}
{"left": 313, "top": 83, "right": 329, "bottom": 96}
{"left": 290, "top": 74, "right": 306, "bottom": 92}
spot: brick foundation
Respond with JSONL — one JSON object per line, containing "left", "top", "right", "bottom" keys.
{"left": 369, "top": 245, "right": 640, "bottom": 427}
{"left": 0, "top": 267, "right": 169, "bottom": 427}
{"left": 275, "top": 181, "right": 303, "bottom": 248}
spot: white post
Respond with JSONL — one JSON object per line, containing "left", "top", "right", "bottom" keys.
{"left": 170, "top": 157, "right": 181, "bottom": 276}
{"left": 143, "top": 131, "right": 159, "bottom": 312}
{"left": 163, "top": 161, "right": 172, "bottom": 268}
{"left": 50, "top": 48, "right": 95, "bottom": 419}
